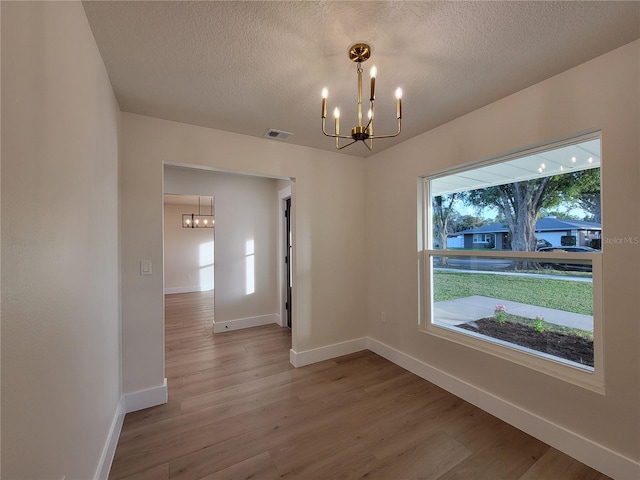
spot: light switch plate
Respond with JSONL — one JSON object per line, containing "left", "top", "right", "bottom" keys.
{"left": 140, "top": 260, "right": 152, "bottom": 275}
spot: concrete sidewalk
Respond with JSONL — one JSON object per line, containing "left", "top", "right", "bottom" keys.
{"left": 434, "top": 295, "right": 593, "bottom": 332}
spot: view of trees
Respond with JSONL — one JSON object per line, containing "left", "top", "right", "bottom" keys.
{"left": 433, "top": 168, "right": 601, "bottom": 254}
{"left": 432, "top": 193, "right": 458, "bottom": 250}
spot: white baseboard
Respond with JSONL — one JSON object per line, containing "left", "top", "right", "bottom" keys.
{"left": 213, "top": 314, "right": 280, "bottom": 333}
{"left": 164, "top": 286, "right": 212, "bottom": 295}
{"left": 366, "top": 337, "right": 639, "bottom": 480}
{"left": 289, "top": 337, "right": 368, "bottom": 367}
{"left": 94, "top": 397, "right": 125, "bottom": 480}
{"left": 123, "top": 378, "right": 168, "bottom": 413}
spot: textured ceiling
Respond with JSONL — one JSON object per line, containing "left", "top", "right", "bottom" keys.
{"left": 82, "top": 1, "right": 640, "bottom": 158}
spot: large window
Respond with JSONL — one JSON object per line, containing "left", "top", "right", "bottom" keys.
{"left": 421, "top": 134, "right": 603, "bottom": 391}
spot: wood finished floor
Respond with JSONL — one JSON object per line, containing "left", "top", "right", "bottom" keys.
{"left": 109, "top": 291, "right": 610, "bottom": 480}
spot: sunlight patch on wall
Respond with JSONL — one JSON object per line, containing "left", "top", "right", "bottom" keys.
{"left": 246, "top": 239, "right": 255, "bottom": 295}
{"left": 199, "top": 241, "right": 214, "bottom": 291}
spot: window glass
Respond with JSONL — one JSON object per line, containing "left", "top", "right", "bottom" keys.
{"left": 425, "top": 136, "right": 601, "bottom": 372}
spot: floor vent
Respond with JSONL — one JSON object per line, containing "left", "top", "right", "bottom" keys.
{"left": 264, "top": 129, "right": 294, "bottom": 141}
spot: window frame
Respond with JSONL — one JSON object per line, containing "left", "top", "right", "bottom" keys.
{"left": 418, "top": 132, "right": 604, "bottom": 393}
{"left": 473, "top": 233, "right": 493, "bottom": 244}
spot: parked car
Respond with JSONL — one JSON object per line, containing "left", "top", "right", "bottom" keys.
{"left": 537, "top": 246, "right": 598, "bottom": 271}
{"left": 535, "top": 238, "right": 552, "bottom": 249}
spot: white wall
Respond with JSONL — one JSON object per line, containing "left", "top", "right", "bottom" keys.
{"left": 1, "top": 2, "right": 121, "bottom": 479}
{"left": 164, "top": 202, "right": 214, "bottom": 294}
{"left": 120, "top": 113, "right": 368, "bottom": 395}
{"left": 164, "top": 167, "right": 280, "bottom": 327}
{"left": 366, "top": 40, "right": 640, "bottom": 472}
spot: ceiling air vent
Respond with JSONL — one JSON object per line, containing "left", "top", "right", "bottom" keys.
{"left": 264, "top": 129, "right": 294, "bottom": 141}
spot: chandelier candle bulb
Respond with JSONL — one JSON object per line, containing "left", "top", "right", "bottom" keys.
{"left": 321, "top": 88, "right": 328, "bottom": 118}
{"left": 396, "top": 87, "right": 403, "bottom": 119}
{"left": 370, "top": 66, "right": 376, "bottom": 100}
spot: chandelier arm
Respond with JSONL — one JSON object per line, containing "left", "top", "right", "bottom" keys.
{"left": 369, "top": 132, "right": 401, "bottom": 139}
{"left": 322, "top": 117, "right": 354, "bottom": 139}
{"left": 323, "top": 131, "right": 357, "bottom": 140}
{"left": 367, "top": 100, "right": 374, "bottom": 150}
{"left": 369, "top": 119, "right": 402, "bottom": 139}
{"left": 336, "top": 139, "right": 358, "bottom": 150}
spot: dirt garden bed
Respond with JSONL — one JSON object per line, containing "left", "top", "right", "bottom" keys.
{"left": 457, "top": 318, "right": 594, "bottom": 367}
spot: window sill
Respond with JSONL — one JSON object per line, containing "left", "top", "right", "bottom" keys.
{"left": 420, "top": 322, "right": 604, "bottom": 394}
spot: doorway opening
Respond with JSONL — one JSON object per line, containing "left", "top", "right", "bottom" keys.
{"left": 164, "top": 165, "right": 295, "bottom": 342}
{"left": 162, "top": 194, "right": 215, "bottom": 322}
{"left": 284, "top": 197, "right": 292, "bottom": 328}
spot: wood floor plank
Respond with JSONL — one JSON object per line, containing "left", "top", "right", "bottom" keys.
{"left": 518, "top": 448, "right": 612, "bottom": 480}
{"left": 435, "top": 425, "right": 550, "bottom": 480}
{"left": 115, "top": 462, "right": 170, "bottom": 480}
{"left": 358, "top": 394, "right": 467, "bottom": 461}
{"left": 277, "top": 438, "right": 377, "bottom": 480}
{"left": 108, "top": 292, "right": 612, "bottom": 480}
{"left": 117, "top": 398, "right": 183, "bottom": 431}
{"left": 361, "top": 431, "right": 472, "bottom": 480}
{"left": 199, "top": 452, "right": 280, "bottom": 480}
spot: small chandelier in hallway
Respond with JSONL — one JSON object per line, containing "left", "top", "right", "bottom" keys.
{"left": 182, "top": 196, "right": 214, "bottom": 228}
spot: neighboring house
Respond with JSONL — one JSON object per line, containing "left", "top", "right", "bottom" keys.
{"left": 449, "top": 217, "right": 601, "bottom": 250}
{"left": 446, "top": 234, "right": 465, "bottom": 249}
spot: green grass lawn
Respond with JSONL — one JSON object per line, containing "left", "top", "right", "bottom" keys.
{"left": 433, "top": 270, "right": 593, "bottom": 315}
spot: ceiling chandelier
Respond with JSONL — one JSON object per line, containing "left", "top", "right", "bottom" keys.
{"left": 182, "top": 196, "right": 214, "bottom": 229}
{"left": 321, "top": 43, "right": 402, "bottom": 151}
